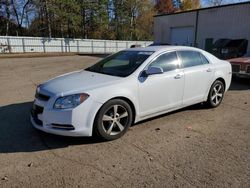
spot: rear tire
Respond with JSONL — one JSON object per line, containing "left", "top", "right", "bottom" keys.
{"left": 206, "top": 80, "right": 225, "bottom": 108}
{"left": 94, "top": 99, "right": 133, "bottom": 141}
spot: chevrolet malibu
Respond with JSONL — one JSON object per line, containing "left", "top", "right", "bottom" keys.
{"left": 31, "top": 46, "right": 232, "bottom": 140}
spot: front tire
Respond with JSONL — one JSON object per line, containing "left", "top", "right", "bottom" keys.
{"left": 94, "top": 99, "right": 133, "bottom": 140}
{"left": 206, "top": 80, "right": 225, "bottom": 108}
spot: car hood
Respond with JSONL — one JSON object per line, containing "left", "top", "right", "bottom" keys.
{"left": 39, "top": 70, "right": 122, "bottom": 96}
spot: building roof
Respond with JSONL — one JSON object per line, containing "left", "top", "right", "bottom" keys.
{"left": 154, "top": 1, "right": 250, "bottom": 17}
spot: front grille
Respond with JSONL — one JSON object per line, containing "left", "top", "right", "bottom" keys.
{"left": 51, "top": 124, "right": 75, "bottom": 130}
{"left": 247, "top": 66, "right": 250, "bottom": 73}
{"left": 31, "top": 105, "right": 44, "bottom": 126}
{"left": 231, "top": 64, "right": 240, "bottom": 73}
{"left": 35, "top": 92, "right": 50, "bottom": 101}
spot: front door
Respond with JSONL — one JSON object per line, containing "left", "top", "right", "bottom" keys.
{"left": 138, "top": 51, "right": 184, "bottom": 117}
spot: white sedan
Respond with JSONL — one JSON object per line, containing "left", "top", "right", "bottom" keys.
{"left": 31, "top": 46, "right": 232, "bottom": 140}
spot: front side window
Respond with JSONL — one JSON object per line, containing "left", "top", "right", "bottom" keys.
{"left": 148, "top": 52, "right": 179, "bottom": 72}
{"left": 178, "top": 51, "right": 208, "bottom": 68}
{"left": 86, "top": 51, "right": 154, "bottom": 77}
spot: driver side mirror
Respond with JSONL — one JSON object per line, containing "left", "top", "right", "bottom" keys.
{"left": 144, "top": 66, "right": 164, "bottom": 76}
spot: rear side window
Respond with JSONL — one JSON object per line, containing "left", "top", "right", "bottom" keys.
{"left": 149, "top": 52, "right": 179, "bottom": 72}
{"left": 178, "top": 51, "right": 208, "bottom": 68}
{"left": 200, "top": 53, "right": 209, "bottom": 64}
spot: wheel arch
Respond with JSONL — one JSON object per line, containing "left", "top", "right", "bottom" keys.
{"left": 94, "top": 96, "right": 137, "bottom": 125}
{"left": 92, "top": 96, "right": 137, "bottom": 137}
{"left": 214, "top": 77, "right": 226, "bottom": 88}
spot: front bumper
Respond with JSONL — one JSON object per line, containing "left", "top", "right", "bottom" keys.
{"left": 30, "top": 96, "right": 102, "bottom": 137}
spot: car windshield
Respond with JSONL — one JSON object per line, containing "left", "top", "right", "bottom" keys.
{"left": 85, "top": 51, "right": 154, "bottom": 77}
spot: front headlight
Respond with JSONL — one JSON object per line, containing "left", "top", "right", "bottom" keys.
{"left": 54, "top": 93, "right": 89, "bottom": 109}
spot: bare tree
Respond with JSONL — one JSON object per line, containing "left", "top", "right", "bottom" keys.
{"left": 2, "top": 0, "right": 11, "bottom": 36}
{"left": 9, "top": 0, "right": 33, "bottom": 35}
{"left": 1, "top": 0, "right": 155, "bottom": 40}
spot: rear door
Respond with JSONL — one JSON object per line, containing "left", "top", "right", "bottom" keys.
{"left": 177, "top": 51, "right": 214, "bottom": 105}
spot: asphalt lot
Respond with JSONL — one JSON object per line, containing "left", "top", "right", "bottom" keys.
{"left": 0, "top": 55, "right": 249, "bottom": 188}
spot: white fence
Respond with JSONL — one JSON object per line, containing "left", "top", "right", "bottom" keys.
{"left": 0, "top": 36, "right": 153, "bottom": 54}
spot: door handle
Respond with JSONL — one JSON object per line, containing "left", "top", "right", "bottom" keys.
{"left": 206, "top": 68, "right": 212, "bottom": 72}
{"left": 174, "top": 74, "right": 182, "bottom": 79}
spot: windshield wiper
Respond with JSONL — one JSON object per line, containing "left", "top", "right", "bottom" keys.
{"left": 86, "top": 67, "right": 125, "bottom": 77}
{"left": 86, "top": 67, "right": 102, "bottom": 73}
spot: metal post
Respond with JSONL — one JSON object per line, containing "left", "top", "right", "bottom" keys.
{"left": 65, "top": 39, "right": 67, "bottom": 52}
{"left": 104, "top": 41, "right": 106, "bottom": 54}
{"left": 91, "top": 40, "right": 94, "bottom": 53}
{"left": 7, "top": 37, "right": 11, "bottom": 53}
{"left": 68, "top": 39, "right": 71, "bottom": 52}
{"left": 22, "top": 38, "right": 25, "bottom": 53}
{"left": 194, "top": 10, "right": 199, "bottom": 47}
{"left": 43, "top": 38, "right": 46, "bottom": 53}
{"left": 61, "top": 39, "right": 64, "bottom": 52}
{"left": 77, "top": 40, "right": 79, "bottom": 53}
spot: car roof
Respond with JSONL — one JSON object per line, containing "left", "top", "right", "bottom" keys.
{"left": 125, "top": 45, "right": 202, "bottom": 53}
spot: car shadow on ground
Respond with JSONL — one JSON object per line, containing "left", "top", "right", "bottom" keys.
{"left": 229, "top": 77, "right": 250, "bottom": 91}
{"left": 0, "top": 102, "right": 104, "bottom": 153}
{"left": 133, "top": 103, "right": 209, "bottom": 128}
{"left": 0, "top": 101, "right": 209, "bottom": 154}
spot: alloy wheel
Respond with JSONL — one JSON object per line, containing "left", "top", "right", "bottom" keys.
{"left": 211, "top": 83, "right": 224, "bottom": 106}
{"left": 102, "top": 105, "right": 129, "bottom": 136}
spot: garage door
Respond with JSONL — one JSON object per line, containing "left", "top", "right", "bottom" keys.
{"left": 170, "top": 27, "right": 195, "bottom": 46}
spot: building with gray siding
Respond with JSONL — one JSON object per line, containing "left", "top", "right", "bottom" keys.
{"left": 154, "top": 2, "right": 250, "bottom": 56}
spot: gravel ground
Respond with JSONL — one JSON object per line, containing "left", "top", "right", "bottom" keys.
{"left": 0, "top": 56, "right": 249, "bottom": 188}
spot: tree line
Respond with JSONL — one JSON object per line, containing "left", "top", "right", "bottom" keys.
{"left": 0, "top": 0, "right": 231, "bottom": 40}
